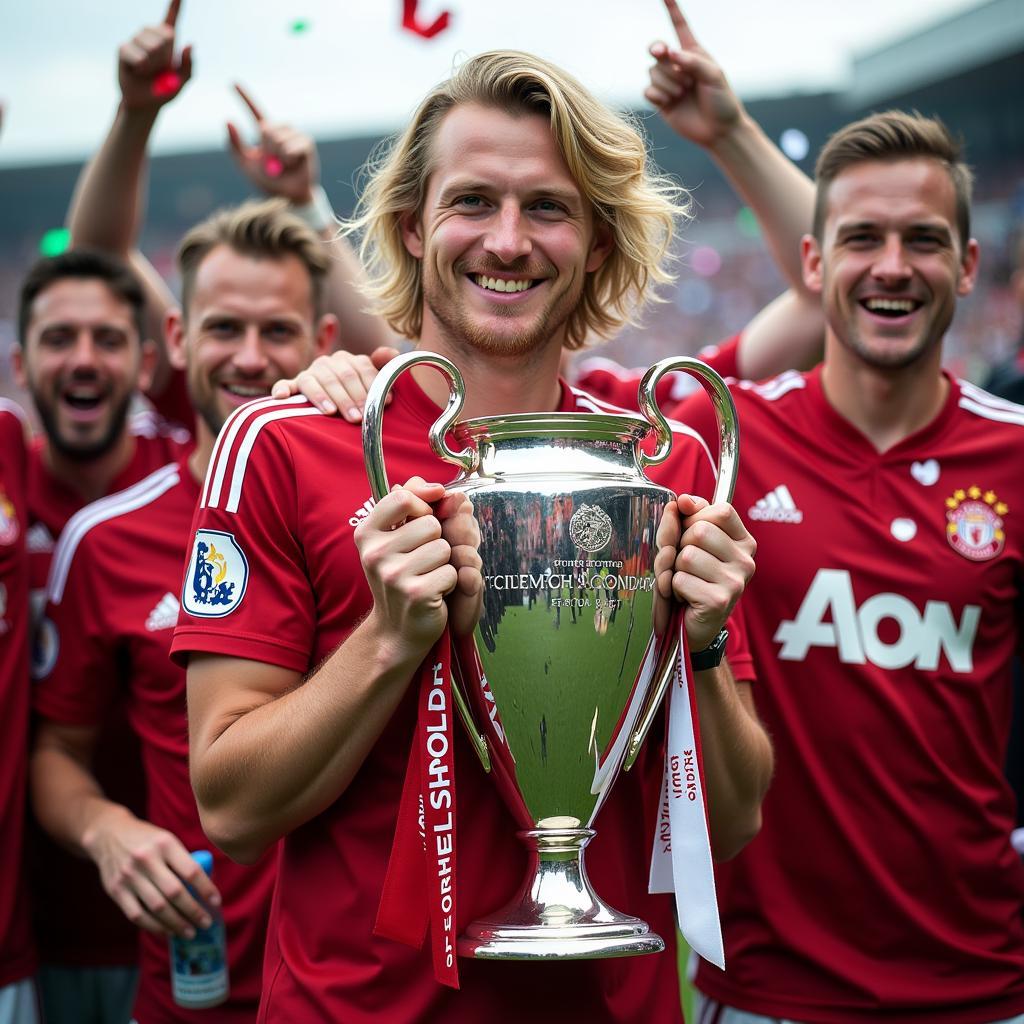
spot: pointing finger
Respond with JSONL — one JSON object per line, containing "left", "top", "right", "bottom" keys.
{"left": 233, "top": 82, "right": 264, "bottom": 125}
{"left": 663, "top": 0, "right": 699, "bottom": 51}
{"left": 164, "top": 0, "right": 182, "bottom": 28}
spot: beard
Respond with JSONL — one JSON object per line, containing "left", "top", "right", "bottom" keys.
{"left": 422, "top": 256, "right": 581, "bottom": 359}
{"left": 34, "top": 389, "right": 133, "bottom": 463}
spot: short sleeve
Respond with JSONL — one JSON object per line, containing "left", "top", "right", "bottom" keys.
{"left": 171, "top": 411, "right": 318, "bottom": 672}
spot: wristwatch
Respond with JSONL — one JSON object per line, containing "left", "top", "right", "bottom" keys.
{"left": 689, "top": 628, "right": 729, "bottom": 672}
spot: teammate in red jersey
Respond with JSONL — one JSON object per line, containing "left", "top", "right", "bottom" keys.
{"left": 31, "top": 200, "right": 336, "bottom": 1023}
{"left": 171, "top": 51, "right": 772, "bottom": 1023}
{"left": 14, "top": 248, "right": 187, "bottom": 1020}
{"left": 0, "top": 401, "right": 38, "bottom": 1024}
{"left": 667, "top": 112, "right": 1024, "bottom": 1023}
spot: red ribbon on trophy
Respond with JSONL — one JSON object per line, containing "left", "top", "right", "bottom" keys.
{"left": 375, "top": 631, "right": 460, "bottom": 988}
{"left": 647, "top": 621, "right": 725, "bottom": 970}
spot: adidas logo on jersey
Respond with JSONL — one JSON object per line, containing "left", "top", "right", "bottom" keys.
{"left": 749, "top": 485, "right": 803, "bottom": 524}
{"left": 146, "top": 592, "right": 180, "bottom": 632}
{"left": 348, "top": 497, "right": 376, "bottom": 528}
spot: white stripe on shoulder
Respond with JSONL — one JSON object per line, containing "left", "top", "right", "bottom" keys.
{"left": 203, "top": 395, "right": 311, "bottom": 509}
{"left": 47, "top": 462, "right": 180, "bottom": 605}
{"left": 569, "top": 386, "right": 635, "bottom": 417}
{"left": 0, "top": 398, "right": 31, "bottom": 427}
{"left": 743, "top": 370, "right": 806, "bottom": 401}
{"left": 570, "top": 386, "right": 717, "bottom": 476}
{"left": 958, "top": 394, "right": 1024, "bottom": 428}
{"left": 958, "top": 379, "right": 1024, "bottom": 415}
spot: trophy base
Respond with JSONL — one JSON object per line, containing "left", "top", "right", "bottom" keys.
{"left": 458, "top": 827, "right": 665, "bottom": 961}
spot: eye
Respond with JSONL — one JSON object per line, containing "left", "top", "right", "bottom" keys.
{"left": 455, "top": 195, "right": 486, "bottom": 210}
{"left": 94, "top": 329, "right": 128, "bottom": 351}
{"left": 38, "top": 329, "right": 74, "bottom": 349}
{"left": 842, "top": 232, "right": 877, "bottom": 248}
{"left": 264, "top": 323, "right": 299, "bottom": 342}
{"left": 206, "top": 320, "right": 239, "bottom": 338}
{"left": 908, "top": 233, "right": 944, "bottom": 251}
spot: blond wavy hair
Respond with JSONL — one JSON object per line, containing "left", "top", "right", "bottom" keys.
{"left": 345, "top": 51, "right": 691, "bottom": 349}
{"left": 178, "top": 198, "right": 329, "bottom": 319}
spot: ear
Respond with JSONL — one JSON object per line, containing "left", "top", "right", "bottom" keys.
{"left": 956, "top": 238, "right": 980, "bottom": 298}
{"left": 315, "top": 314, "right": 339, "bottom": 356}
{"left": 400, "top": 210, "right": 425, "bottom": 259}
{"left": 165, "top": 307, "right": 187, "bottom": 372}
{"left": 137, "top": 338, "right": 158, "bottom": 394}
{"left": 10, "top": 345, "right": 26, "bottom": 389}
{"left": 585, "top": 220, "right": 614, "bottom": 274}
{"left": 801, "top": 234, "right": 824, "bottom": 294}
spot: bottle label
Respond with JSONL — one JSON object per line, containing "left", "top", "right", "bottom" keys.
{"left": 169, "top": 918, "right": 229, "bottom": 1006}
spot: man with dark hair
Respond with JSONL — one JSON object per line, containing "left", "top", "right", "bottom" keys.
{"left": 665, "top": 106, "right": 1024, "bottom": 1023}
{"left": 31, "top": 198, "right": 337, "bottom": 1023}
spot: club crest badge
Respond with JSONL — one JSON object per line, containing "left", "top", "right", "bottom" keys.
{"left": 182, "top": 530, "right": 249, "bottom": 617}
{"left": 569, "top": 503, "right": 613, "bottom": 553}
{"left": 945, "top": 485, "right": 1007, "bottom": 562}
{"left": 0, "top": 489, "right": 19, "bottom": 546}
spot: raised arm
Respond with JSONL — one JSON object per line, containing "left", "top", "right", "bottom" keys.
{"left": 187, "top": 482, "right": 481, "bottom": 863}
{"left": 226, "top": 84, "right": 394, "bottom": 357}
{"left": 647, "top": 0, "right": 814, "bottom": 295}
{"left": 66, "top": 0, "right": 192, "bottom": 392}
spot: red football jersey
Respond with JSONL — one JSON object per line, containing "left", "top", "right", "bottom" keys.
{"left": 676, "top": 368, "right": 1024, "bottom": 1022}
{"left": 0, "top": 401, "right": 35, "bottom": 989}
{"left": 171, "top": 376, "right": 750, "bottom": 1023}
{"left": 26, "top": 412, "right": 192, "bottom": 969}
{"left": 574, "top": 334, "right": 740, "bottom": 411}
{"left": 34, "top": 455, "right": 274, "bottom": 1022}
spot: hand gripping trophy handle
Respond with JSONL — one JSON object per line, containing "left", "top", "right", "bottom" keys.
{"left": 362, "top": 350, "right": 492, "bottom": 772}
{"left": 622, "top": 356, "right": 740, "bottom": 771}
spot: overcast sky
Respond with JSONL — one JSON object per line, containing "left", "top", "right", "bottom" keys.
{"left": 1, "top": 0, "right": 985, "bottom": 168}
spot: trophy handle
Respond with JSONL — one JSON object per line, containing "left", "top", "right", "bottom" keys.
{"left": 362, "top": 350, "right": 477, "bottom": 499}
{"left": 362, "top": 351, "right": 491, "bottom": 772}
{"left": 636, "top": 356, "right": 739, "bottom": 505}
{"left": 623, "top": 357, "right": 741, "bottom": 772}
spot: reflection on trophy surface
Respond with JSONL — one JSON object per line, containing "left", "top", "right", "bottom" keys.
{"left": 363, "top": 350, "right": 738, "bottom": 961}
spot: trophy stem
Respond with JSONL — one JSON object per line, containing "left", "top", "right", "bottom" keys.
{"left": 458, "top": 828, "right": 665, "bottom": 960}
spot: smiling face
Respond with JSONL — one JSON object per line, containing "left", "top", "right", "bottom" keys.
{"left": 803, "top": 157, "right": 979, "bottom": 372}
{"left": 168, "top": 245, "right": 331, "bottom": 440}
{"left": 402, "top": 103, "right": 611, "bottom": 360}
{"left": 18, "top": 278, "right": 150, "bottom": 460}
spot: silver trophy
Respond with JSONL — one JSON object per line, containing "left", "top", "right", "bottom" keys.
{"left": 363, "top": 352, "right": 738, "bottom": 960}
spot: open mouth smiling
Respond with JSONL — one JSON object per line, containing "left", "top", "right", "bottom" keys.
{"left": 859, "top": 297, "right": 923, "bottom": 318}
{"left": 471, "top": 274, "right": 540, "bottom": 294}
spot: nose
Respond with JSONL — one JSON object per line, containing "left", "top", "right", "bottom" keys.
{"left": 871, "top": 234, "right": 912, "bottom": 285}
{"left": 233, "top": 325, "right": 269, "bottom": 375}
{"left": 483, "top": 202, "right": 532, "bottom": 264}
{"left": 67, "top": 330, "right": 101, "bottom": 373}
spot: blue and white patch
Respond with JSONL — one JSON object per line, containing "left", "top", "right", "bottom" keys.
{"left": 31, "top": 615, "right": 59, "bottom": 681}
{"left": 182, "top": 530, "right": 249, "bottom": 618}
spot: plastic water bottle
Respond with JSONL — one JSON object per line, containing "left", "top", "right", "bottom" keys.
{"left": 168, "top": 849, "right": 229, "bottom": 1009}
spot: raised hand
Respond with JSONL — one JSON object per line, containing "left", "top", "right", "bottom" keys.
{"left": 645, "top": 0, "right": 742, "bottom": 148}
{"left": 227, "top": 84, "right": 318, "bottom": 205}
{"left": 118, "top": 0, "right": 193, "bottom": 112}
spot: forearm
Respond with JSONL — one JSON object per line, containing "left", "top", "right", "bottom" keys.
{"left": 706, "top": 111, "right": 815, "bottom": 295}
{"left": 693, "top": 665, "right": 773, "bottom": 860}
{"left": 30, "top": 740, "right": 128, "bottom": 857}
{"left": 191, "top": 615, "right": 424, "bottom": 862}
{"left": 736, "top": 289, "right": 824, "bottom": 380}
{"left": 67, "top": 104, "right": 157, "bottom": 253}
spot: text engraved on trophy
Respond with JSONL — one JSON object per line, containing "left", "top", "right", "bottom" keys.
{"left": 569, "top": 504, "right": 613, "bottom": 553}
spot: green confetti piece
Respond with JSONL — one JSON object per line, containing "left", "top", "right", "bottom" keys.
{"left": 289, "top": 19, "right": 310, "bottom": 33}
{"left": 735, "top": 206, "right": 761, "bottom": 240}
{"left": 39, "top": 228, "right": 71, "bottom": 257}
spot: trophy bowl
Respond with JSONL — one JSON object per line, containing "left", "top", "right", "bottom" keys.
{"left": 363, "top": 352, "right": 738, "bottom": 961}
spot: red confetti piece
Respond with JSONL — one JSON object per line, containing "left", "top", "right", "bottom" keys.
{"left": 152, "top": 70, "right": 181, "bottom": 98}
{"left": 402, "top": 0, "right": 451, "bottom": 39}
{"left": 263, "top": 155, "right": 284, "bottom": 177}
